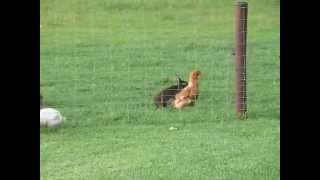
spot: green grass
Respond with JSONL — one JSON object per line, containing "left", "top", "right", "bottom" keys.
{"left": 40, "top": 0, "right": 279, "bottom": 179}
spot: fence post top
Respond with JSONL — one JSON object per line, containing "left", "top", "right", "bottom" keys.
{"left": 235, "top": 1, "right": 248, "bottom": 6}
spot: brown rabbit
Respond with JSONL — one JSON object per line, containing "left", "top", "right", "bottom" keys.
{"left": 154, "top": 74, "right": 188, "bottom": 108}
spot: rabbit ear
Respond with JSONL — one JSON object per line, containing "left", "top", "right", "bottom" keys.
{"left": 175, "top": 73, "right": 182, "bottom": 81}
{"left": 175, "top": 73, "right": 180, "bottom": 82}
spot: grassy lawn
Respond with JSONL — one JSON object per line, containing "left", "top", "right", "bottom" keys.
{"left": 40, "top": 0, "right": 279, "bottom": 179}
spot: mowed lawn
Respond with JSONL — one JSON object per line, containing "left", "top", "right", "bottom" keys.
{"left": 40, "top": 0, "right": 279, "bottom": 179}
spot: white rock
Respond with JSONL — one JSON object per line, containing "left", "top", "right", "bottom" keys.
{"left": 40, "top": 108, "right": 64, "bottom": 128}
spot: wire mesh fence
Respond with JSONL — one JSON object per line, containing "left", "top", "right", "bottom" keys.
{"left": 40, "top": 0, "right": 279, "bottom": 124}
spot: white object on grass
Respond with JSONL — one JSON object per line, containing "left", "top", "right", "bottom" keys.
{"left": 169, "top": 126, "right": 178, "bottom": 131}
{"left": 40, "top": 108, "right": 64, "bottom": 128}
